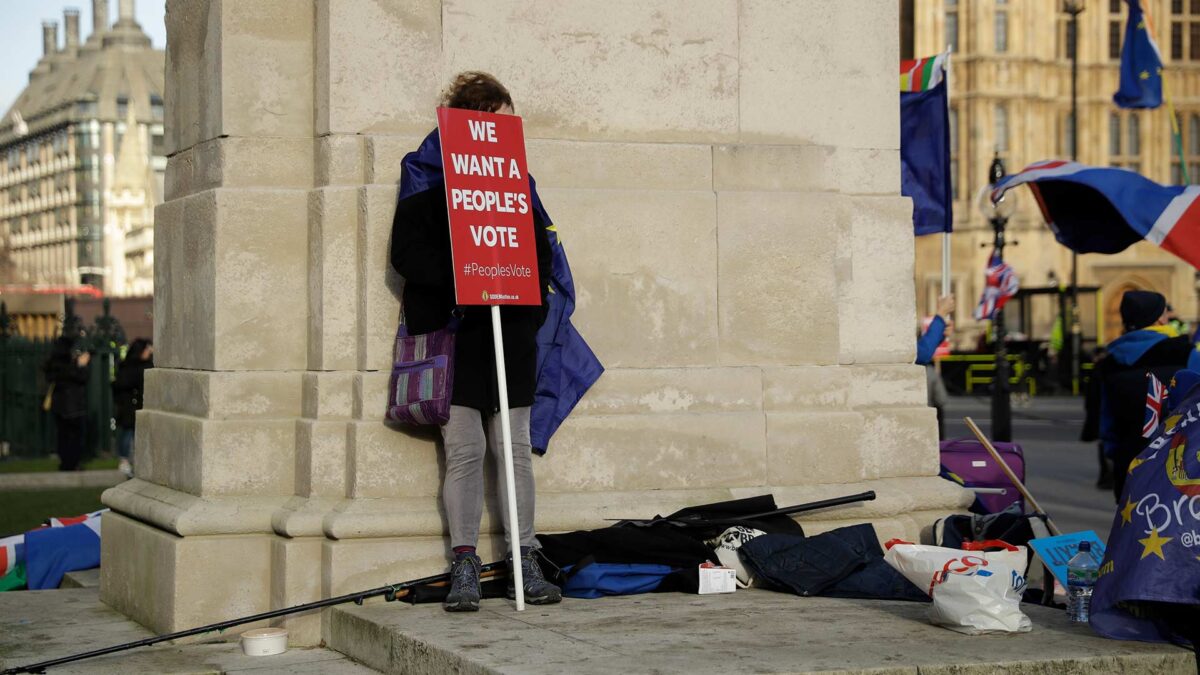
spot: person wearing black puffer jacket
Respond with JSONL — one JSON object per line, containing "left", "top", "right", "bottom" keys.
{"left": 1083, "top": 290, "right": 1200, "bottom": 501}
{"left": 113, "top": 338, "right": 153, "bottom": 477}
{"left": 43, "top": 337, "right": 90, "bottom": 471}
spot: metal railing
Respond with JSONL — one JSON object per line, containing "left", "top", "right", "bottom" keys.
{"left": 0, "top": 298, "right": 125, "bottom": 459}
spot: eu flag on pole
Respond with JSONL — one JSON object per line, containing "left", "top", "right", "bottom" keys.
{"left": 1114, "top": 0, "right": 1164, "bottom": 109}
{"left": 900, "top": 54, "right": 952, "bottom": 236}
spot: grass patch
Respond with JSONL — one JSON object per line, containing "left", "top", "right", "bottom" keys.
{"left": 0, "top": 487, "right": 108, "bottom": 537}
{"left": 0, "top": 456, "right": 118, "bottom": 474}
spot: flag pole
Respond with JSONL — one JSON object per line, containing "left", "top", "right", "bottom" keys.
{"left": 490, "top": 305, "right": 525, "bottom": 611}
{"left": 1141, "top": 1, "right": 1189, "bottom": 183}
{"left": 942, "top": 44, "right": 953, "bottom": 296}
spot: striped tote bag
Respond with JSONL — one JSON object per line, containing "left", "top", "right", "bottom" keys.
{"left": 384, "top": 317, "right": 458, "bottom": 426}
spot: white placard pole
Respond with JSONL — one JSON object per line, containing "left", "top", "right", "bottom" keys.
{"left": 490, "top": 305, "right": 525, "bottom": 611}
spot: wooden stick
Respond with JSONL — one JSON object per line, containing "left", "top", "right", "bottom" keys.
{"left": 964, "top": 416, "right": 1063, "bottom": 536}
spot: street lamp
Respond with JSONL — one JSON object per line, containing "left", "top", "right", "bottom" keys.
{"left": 1064, "top": 0, "right": 1086, "bottom": 395}
{"left": 978, "top": 153, "right": 1018, "bottom": 442}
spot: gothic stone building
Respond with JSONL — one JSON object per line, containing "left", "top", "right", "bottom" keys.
{"left": 0, "top": 0, "right": 164, "bottom": 297}
{"left": 904, "top": 0, "right": 1200, "bottom": 349}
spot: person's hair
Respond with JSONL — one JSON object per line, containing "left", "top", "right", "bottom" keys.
{"left": 440, "top": 72, "right": 513, "bottom": 113}
{"left": 124, "top": 338, "right": 151, "bottom": 365}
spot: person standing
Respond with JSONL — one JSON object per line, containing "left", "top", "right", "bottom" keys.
{"left": 1082, "top": 290, "right": 1200, "bottom": 501}
{"left": 43, "top": 337, "right": 90, "bottom": 471}
{"left": 390, "top": 72, "right": 560, "bottom": 611}
{"left": 917, "top": 294, "right": 955, "bottom": 439}
{"left": 112, "top": 338, "right": 153, "bottom": 478}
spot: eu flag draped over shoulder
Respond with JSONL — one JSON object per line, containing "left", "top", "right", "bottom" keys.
{"left": 399, "top": 130, "right": 604, "bottom": 454}
{"left": 1090, "top": 372, "right": 1200, "bottom": 646}
{"left": 1114, "top": 0, "right": 1164, "bottom": 109}
{"left": 991, "top": 160, "right": 1200, "bottom": 269}
{"left": 900, "top": 53, "right": 952, "bottom": 236}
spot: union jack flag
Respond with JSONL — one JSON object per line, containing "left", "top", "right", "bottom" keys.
{"left": 1143, "top": 373, "right": 1168, "bottom": 438}
{"left": 973, "top": 251, "right": 1020, "bottom": 321}
{"left": 0, "top": 534, "right": 24, "bottom": 577}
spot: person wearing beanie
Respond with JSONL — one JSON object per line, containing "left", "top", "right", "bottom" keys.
{"left": 1082, "top": 290, "right": 1200, "bottom": 501}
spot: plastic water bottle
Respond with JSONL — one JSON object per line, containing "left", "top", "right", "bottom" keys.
{"left": 1066, "top": 541, "right": 1099, "bottom": 623}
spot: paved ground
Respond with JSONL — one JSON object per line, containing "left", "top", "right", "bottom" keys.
{"left": 330, "top": 589, "right": 1194, "bottom": 675}
{"left": 944, "top": 395, "right": 1117, "bottom": 540}
{"left": 0, "top": 588, "right": 377, "bottom": 674}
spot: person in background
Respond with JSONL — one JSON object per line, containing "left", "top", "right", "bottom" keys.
{"left": 43, "top": 337, "right": 90, "bottom": 471}
{"left": 1082, "top": 290, "right": 1200, "bottom": 501}
{"left": 113, "top": 338, "right": 153, "bottom": 478}
{"left": 917, "top": 294, "right": 955, "bottom": 439}
{"left": 1165, "top": 303, "right": 1190, "bottom": 338}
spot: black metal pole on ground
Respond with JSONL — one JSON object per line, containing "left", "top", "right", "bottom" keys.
{"left": 1066, "top": 0, "right": 1085, "bottom": 395}
{"left": 988, "top": 154, "right": 1013, "bottom": 443}
{"left": 0, "top": 562, "right": 506, "bottom": 675}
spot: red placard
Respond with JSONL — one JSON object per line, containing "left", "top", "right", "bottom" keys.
{"left": 437, "top": 107, "right": 541, "bottom": 306}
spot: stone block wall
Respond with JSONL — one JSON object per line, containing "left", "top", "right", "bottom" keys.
{"left": 102, "top": 0, "right": 968, "bottom": 644}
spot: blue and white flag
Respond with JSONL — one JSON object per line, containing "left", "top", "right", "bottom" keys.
{"left": 1114, "top": 0, "right": 1164, "bottom": 109}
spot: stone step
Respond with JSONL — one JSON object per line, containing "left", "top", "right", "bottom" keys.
{"left": 327, "top": 589, "right": 1192, "bottom": 675}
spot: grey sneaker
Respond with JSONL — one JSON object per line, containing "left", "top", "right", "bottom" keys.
{"left": 507, "top": 550, "right": 562, "bottom": 605}
{"left": 444, "top": 554, "right": 481, "bottom": 612}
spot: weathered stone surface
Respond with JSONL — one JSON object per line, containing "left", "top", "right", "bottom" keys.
{"left": 537, "top": 413, "right": 766, "bottom": 492}
{"left": 316, "top": 0, "right": 442, "bottom": 135}
{"left": 713, "top": 144, "right": 898, "bottom": 195}
{"left": 134, "top": 410, "right": 296, "bottom": 497}
{"left": 163, "top": 0, "right": 221, "bottom": 155}
{"left": 101, "top": 512, "right": 272, "bottom": 634}
{"left": 540, "top": 187, "right": 718, "bottom": 368}
{"left": 765, "top": 411, "right": 865, "bottom": 485}
{"left": 308, "top": 187, "right": 360, "bottom": 371}
{"left": 364, "top": 134, "right": 427, "bottom": 186}
{"left": 762, "top": 365, "right": 928, "bottom": 410}
{"left": 526, "top": 140, "right": 713, "bottom": 191}
{"left": 166, "top": 136, "right": 314, "bottom": 201}
{"left": 347, "top": 421, "right": 440, "bottom": 499}
{"left": 837, "top": 196, "right": 918, "bottom": 364}
{"left": 102, "top": 479, "right": 287, "bottom": 536}
{"left": 297, "top": 419, "right": 349, "bottom": 498}
{"left": 155, "top": 189, "right": 308, "bottom": 371}
{"left": 717, "top": 191, "right": 840, "bottom": 366}
{"left": 572, "top": 367, "right": 762, "bottom": 415}
{"left": 270, "top": 537, "right": 324, "bottom": 645}
{"left": 357, "top": 185, "right": 403, "bottom": 371}
{"left": 218, "top": 0, "right": 314, "bottom": 140}
{"left": 329, "top": 588, "right": 1193, "bottom": 675}
{"left": 738, "top": 0, "right": 897, "bottom": 148}
{"left": 316, "top": 134, "right": 365, "bottom": 187}
{"left": 144, "top": 369, "right": 303, "bottom": 419}
{"left": 303, "top": 371, "right": 356, "bottom": 420}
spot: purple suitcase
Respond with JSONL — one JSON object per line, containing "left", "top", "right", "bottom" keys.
{"left": 939, "top": 438, "right": 1025, "bottom": 514}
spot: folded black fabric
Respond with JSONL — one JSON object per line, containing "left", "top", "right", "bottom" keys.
{"left": 537, "top": 526, "right": 717, "bottom": 593}
{"left": 740, "top": 523, "right": 927, "bottom": 602}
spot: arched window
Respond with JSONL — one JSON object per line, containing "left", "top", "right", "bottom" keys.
{"left": 1189, "top": 114, "right": 1200, "bottom": 156}
{"left": 1109, "top": 113, "right": 1122, "bottom": 157}
{"left": 995, "top": 104, "right": 1009, "bottom": 152}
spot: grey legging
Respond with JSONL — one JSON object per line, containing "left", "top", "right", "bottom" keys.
{"left": 440, "top": 405, "right": 537, "bottom": 549}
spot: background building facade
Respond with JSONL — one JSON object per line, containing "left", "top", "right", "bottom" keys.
{"left": 905, "top": 0, "right": 1200, "bottom": 350}
{"left": 0, "top": 0, "right": 164, "bottom": 297}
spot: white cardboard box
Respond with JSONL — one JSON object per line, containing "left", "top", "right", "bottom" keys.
{"left": 698, "top": 565, "right": 737, "bottom": 594}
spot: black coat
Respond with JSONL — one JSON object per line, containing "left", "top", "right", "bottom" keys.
{"left": 1083, "top": 332, "right": 1194, "bottom": 497}
{"left": 113, "top": 358, "right": 152, "bottom": 429}
{"left": 44, "top": 355, "right": 88, "bottom": 419}
{"left": 389, "top": 186, "right": 552, "bottom": 414}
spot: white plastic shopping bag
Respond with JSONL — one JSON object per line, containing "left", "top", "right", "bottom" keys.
{"left": 883, "top": 539, "right": 1032, "bottom": 635}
